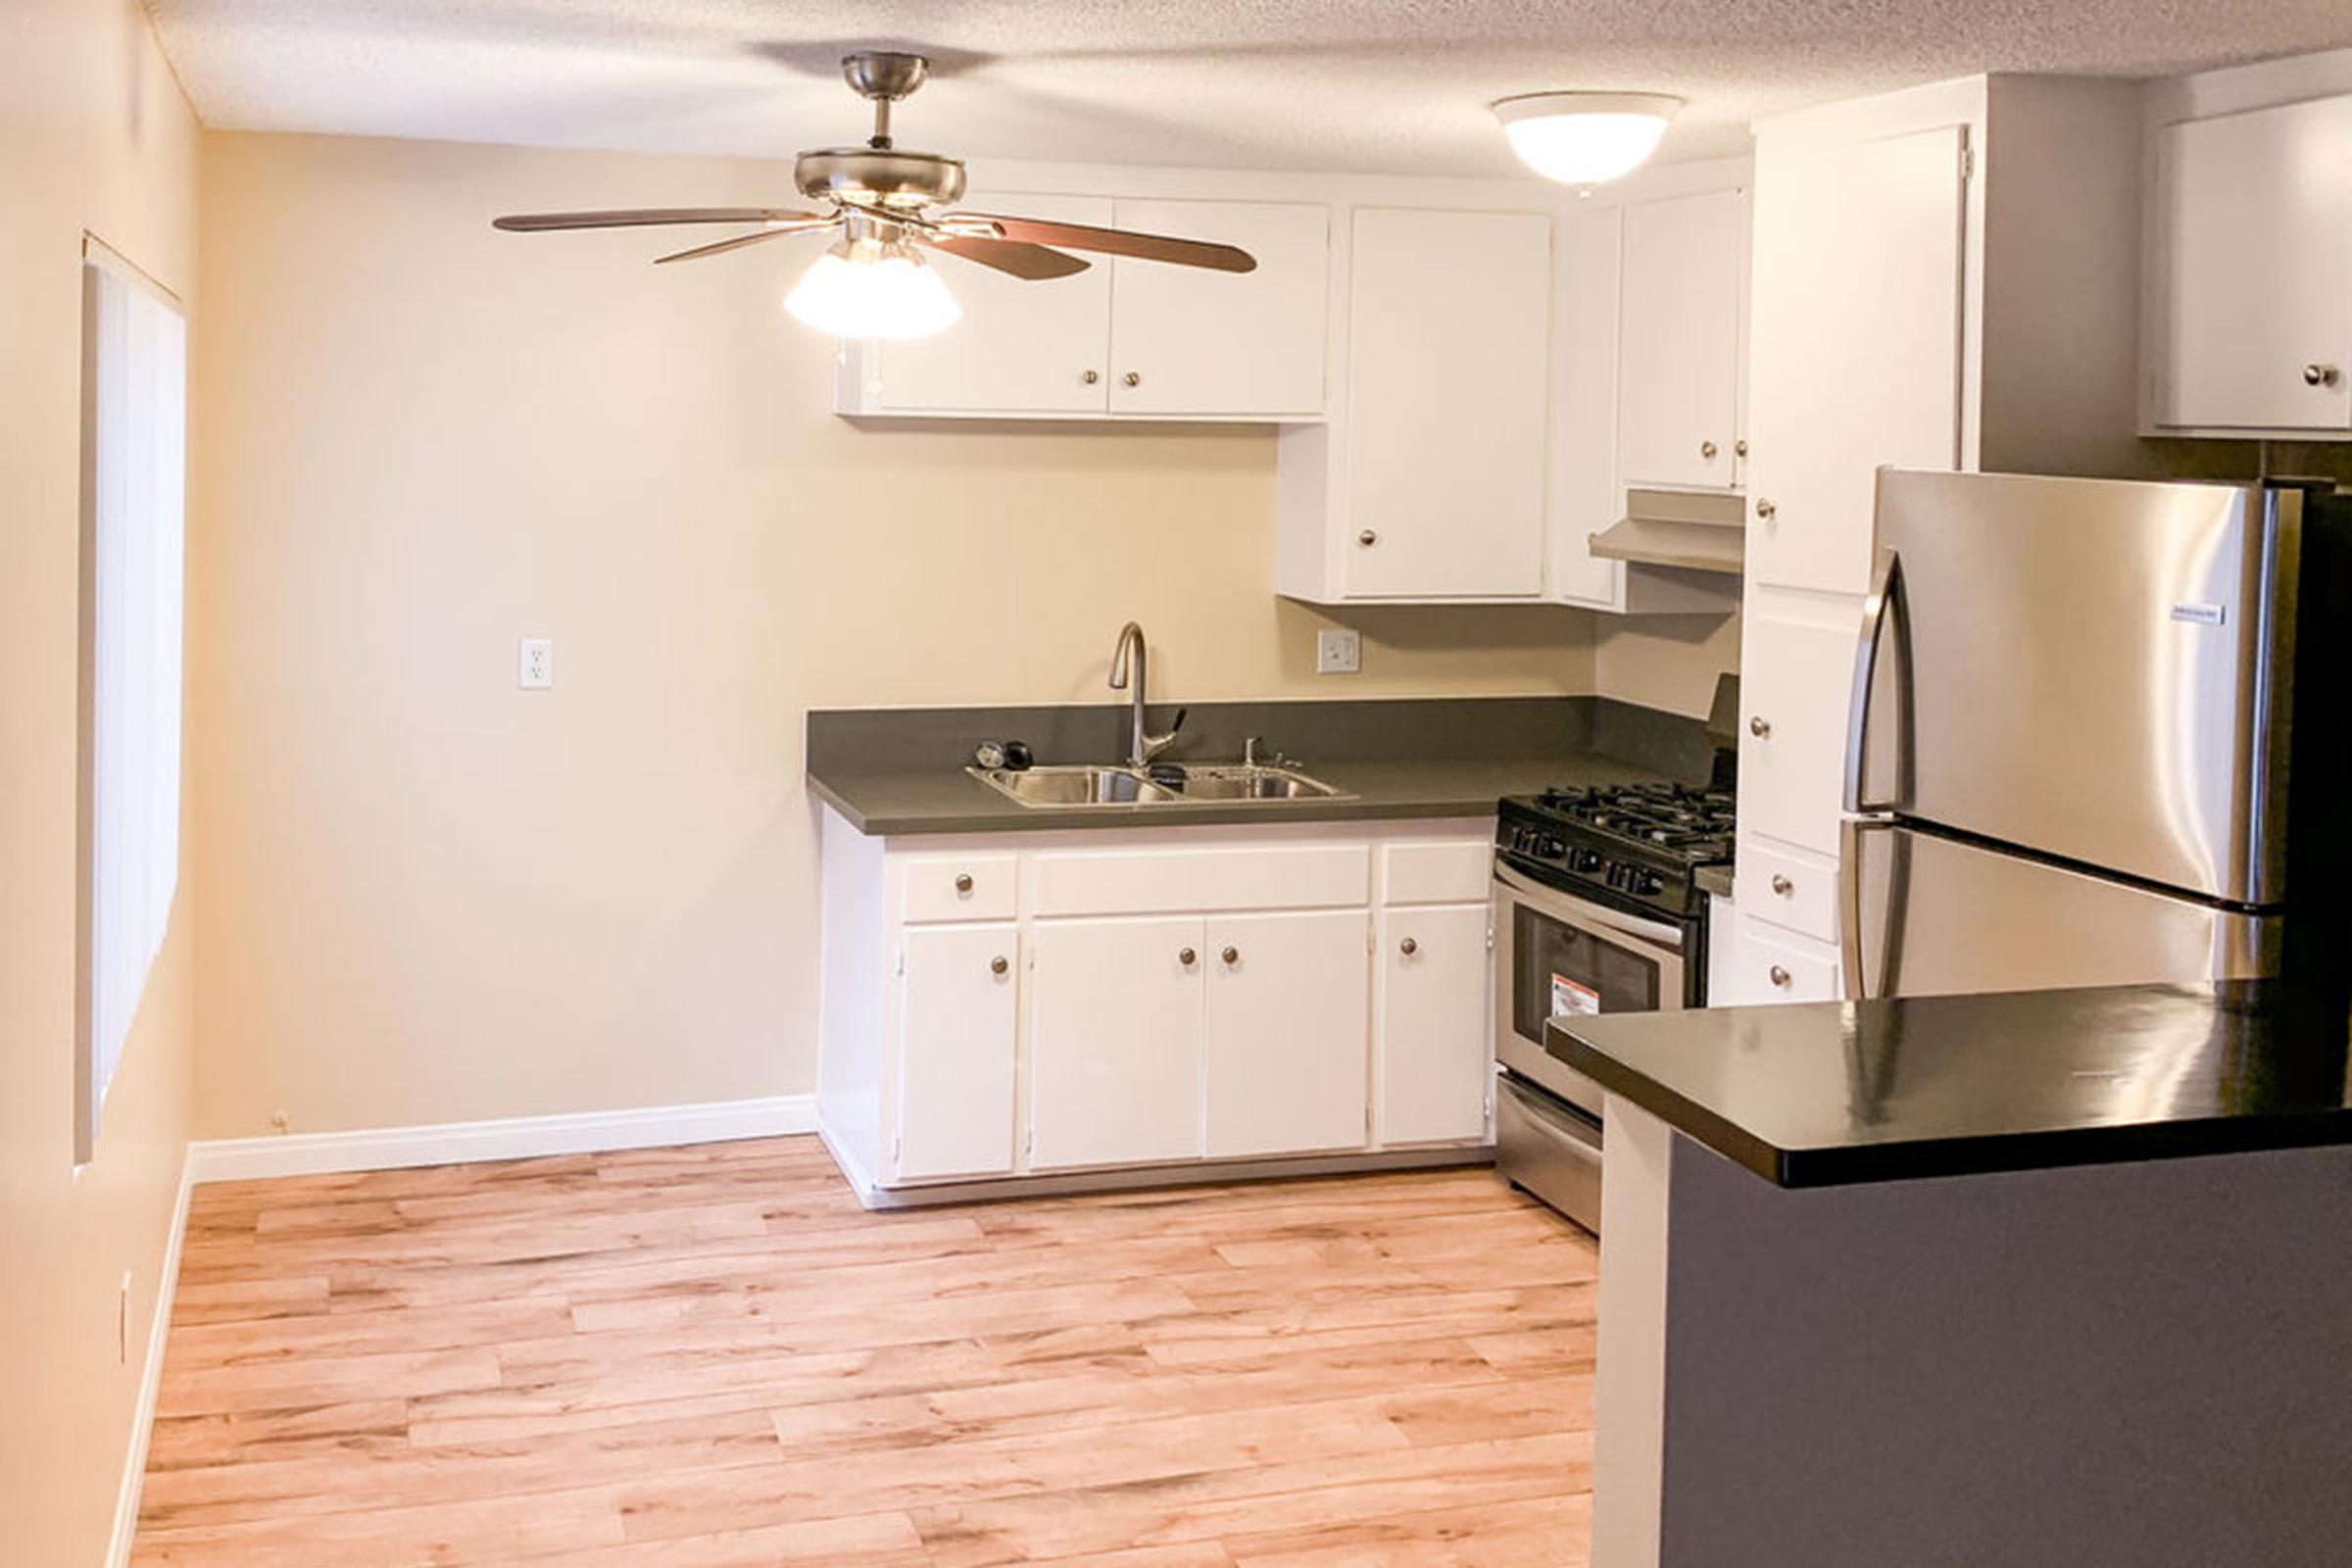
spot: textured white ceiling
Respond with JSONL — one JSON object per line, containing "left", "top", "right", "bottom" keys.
{"left": 146, "top": 0, "right": 2352, "bottom": 175}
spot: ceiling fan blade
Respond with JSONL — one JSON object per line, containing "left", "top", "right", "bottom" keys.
{"left": 654, "top": 223, "right": 837, "bottom": 265}
{"left": 492, "top": 208, "right": 830, "bottom": 232}
{"left": 947, "top": 213, "right": 1257, "bottom": 273}
{"left": 915, "top": 233, "right": 1091, "bottom": 281}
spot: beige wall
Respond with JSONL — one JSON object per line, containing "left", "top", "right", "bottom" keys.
{"left": 1595, "top": 608, "right": 1742, "bottom": 719}
{"left": 189, "top": 131, "right": 1624, "bottom": 1137}
{"left": 0, "top": 0, "right": 201, "bottom": 1558}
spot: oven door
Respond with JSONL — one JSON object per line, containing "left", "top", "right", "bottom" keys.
{"left": 1492, "top": 860, "right": 1689, "bottom": 1119}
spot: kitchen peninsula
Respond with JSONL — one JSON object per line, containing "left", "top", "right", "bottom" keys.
{"left": 1555, "top": 982, "right": 2352, "bottom": 1568}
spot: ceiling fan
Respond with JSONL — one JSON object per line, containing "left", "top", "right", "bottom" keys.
{"left": 492, "top": 50, "right": 1258, "bottom": 340}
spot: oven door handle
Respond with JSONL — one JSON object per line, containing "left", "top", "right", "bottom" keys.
{"left": 1492, "top": 862, "right": 1686, "bottom": 951}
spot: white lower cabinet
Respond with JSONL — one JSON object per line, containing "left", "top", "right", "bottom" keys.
{"left": 895, "top": 924, "right": 1020, "bottom": 1181}
{"left": 1029, "top": 917, "right": 1207, "bottom": 1171}
{"left": 818, "top": 814, "right": 1494, "bottom": 1201}
{"left": 1375, "top": 903, "right": 1493, "bottom": 1146}
{"left": 1205, "top": 911, "right": 1371, "bottom": 1157}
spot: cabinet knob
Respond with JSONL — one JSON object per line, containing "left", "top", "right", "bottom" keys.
{"left": 1399, "top": 936, "right": 1418, "bottom": 956}
{"left": 1735, "top": 438, "right": 1748, "bottom": 457}
{"left": 1123, "top": 371, "right": 1142, "bottom": 388}
{"left": 1221, "top": 946, "right": 1241, "bottom": 966}
{"left": 1770, "top": 873, "right": 1794, "bottom": 896}
{"left": 2306, "top": 364, "right": 2342, "bottom": 388}
{"left": 1754, "top": 498, "right": 1777, "bottom": 520}
{"left": 990, "top": 956, "right": 1009, "bottom": 976}
{"left": 1699, "top": 439, "right": 1719, "bottom": 460}
{"left": 954, "top": 872, "right": 974, "bottom": 894}
{"left": 1357, "top": 528, "right": 1378, "bottom": 547}
{"left": 1179, "top": 947, "right": 1198, "bottom": 967}
{"left": 1769, "top": 964, "right": 1792, "bottom": 989}
{"left": 1748, "top": 715, "right": 1772, "bottom": 739}
{"left": 1081, "top": 369, "right": 1101, "bottom": 386}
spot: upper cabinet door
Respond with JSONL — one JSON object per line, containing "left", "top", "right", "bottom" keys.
{"left": 1106, "top": 199, "right": 1331, "bottom": 417}
{"left": 1744, "top": 123, "right": 1968, "bottom": 596}
{"left": 1344, "top": 207, "right": 1552, "bottom": 599}
{"left": 869, "top": 194, "right": 1115, "bottom": 416}
{"left": 1618, "top": 186, "right": 1747, "bottom": 490}
{"left": 2154, "top": 95, "right": 2352, "bottom": 433}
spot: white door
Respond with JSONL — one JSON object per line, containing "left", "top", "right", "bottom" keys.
{"left": 1737, "top": 607, "right": 1862, "bottom": 857}
{"left": 1744, "top": 123, "right": 1968, "bottom": 595}
{"left": 1619, "top": 186, "right": 1746, "bottom": 491}
{"left": 1106, "top": 199, "right": 1330, "bottom": 418}
{"left": 894, "top": 924, "right": 1019, "bottom": 1181}
{"left": 2155, "top": 95, "right": 2352, "bottom": 432}
{"left": 1202, "top": 910, "right": 1369, "bottom": 1157}
{"left": 1028, "top": 917, "right": 1205, "bottom": 1170}
{"left": 873, "top": 194, "right": 1114, "bottom": 416}
{"left": 1344, "top": 207, "right": 1552, "bottom": 599}
{"left": 1374, "top": 903, "right": 1492, "bottom": 1146}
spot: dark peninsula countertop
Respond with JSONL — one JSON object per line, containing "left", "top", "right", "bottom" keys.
{"left": 1550, "top": 982, "right": 2352, "bottom": 1188}
{"left": 809, "top": 696, "right": 1720, "bottom": 836}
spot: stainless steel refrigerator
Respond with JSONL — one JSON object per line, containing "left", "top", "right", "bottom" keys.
{"left": 1842, "top": 469, "right": 2351, "bottom": 999}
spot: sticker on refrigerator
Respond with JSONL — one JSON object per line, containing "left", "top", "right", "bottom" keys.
{"left": 1550, "top": 973, "right": 1600, "bottom": 1018}
{"left": 2171, "top": 602, "right": 2227, "bottom": 626}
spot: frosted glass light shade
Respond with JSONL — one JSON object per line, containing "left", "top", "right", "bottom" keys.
{"left": 1494, "top": 92, "right": 1682, "bottom": 186}
{"left": 784, "top": 237, "right": 961, "bottom": 340}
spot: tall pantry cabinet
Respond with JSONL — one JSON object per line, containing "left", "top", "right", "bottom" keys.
{"left": 1719, "top": 74, "right": 2147, "bottom": 1003}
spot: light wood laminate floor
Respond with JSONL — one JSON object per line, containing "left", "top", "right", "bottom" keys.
{"left": 133, "top": 1138, "right": 1598, "bottom": 1567}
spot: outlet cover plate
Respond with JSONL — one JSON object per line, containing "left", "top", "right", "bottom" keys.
{"left": 1316, "top": 628, "right": 1361, "bottom": 675}
{"left": 518, "top": 637, "right": 553, "bottom": 690}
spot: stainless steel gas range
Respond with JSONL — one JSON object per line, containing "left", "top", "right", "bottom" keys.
{"left": 1491, "top": 779, "right": 1734, "bottom": 1233}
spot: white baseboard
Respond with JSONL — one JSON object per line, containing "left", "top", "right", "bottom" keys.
{"left": 107, "top": 1151, "right": 193, "bottom": 1568}
{"left": 184, "top": 1095, "right": 818, "bottom": 1184}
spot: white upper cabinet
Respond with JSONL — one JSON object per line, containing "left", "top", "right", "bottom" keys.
{"left": 2151, "top": 93, "right": 2352, "bottom": 434}
{"left": 1107, "top": 199, "right": 1330, "bottom": 417}
{"left": 840, "top": 194, "right": 1330, "bottom": 421}
{"left": 1744, "top": 122, "right": 1968, "bottom": 597}
{"left": 1339, "top": 206, "right": 1553, "bottom": 599}
{"left": 1618, "top": 186, "right": 1748, "bottom": 491}
{"left": 863, "top": 194, "right": 1118, "bottom": 416}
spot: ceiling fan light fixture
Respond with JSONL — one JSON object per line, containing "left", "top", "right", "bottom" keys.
{"left": 784, "top": 231, "right": 960, "bottom": 340}
{"left": 1493, "top": 91, "right": 1682, "bottom": 186}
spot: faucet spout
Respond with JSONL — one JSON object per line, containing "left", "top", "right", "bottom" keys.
{"left": 1106, "top": 621, "right": 1183, "bottom": 770}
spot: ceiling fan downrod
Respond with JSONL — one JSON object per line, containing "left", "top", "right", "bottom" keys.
{"left": 842, "top": 51, "right": 930, "bottom": 151}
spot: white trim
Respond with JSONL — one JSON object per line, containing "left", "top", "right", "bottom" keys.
{"left": 107, "top": 1151, "right": 192, "bottom": 1568}
{"left": 184, "top": 1096, "right": 817, "bottom": 1184}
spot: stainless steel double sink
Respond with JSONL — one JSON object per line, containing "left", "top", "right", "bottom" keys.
{"left": 968, "top": 762, "right": 1353, "bottom": 808}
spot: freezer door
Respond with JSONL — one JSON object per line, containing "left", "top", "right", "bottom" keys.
{"left": 1851, "top": 470, "right": 2297, "bottom": 905}
{"left": 1841, "top": 821, "right": 2282, "bottom": 1001}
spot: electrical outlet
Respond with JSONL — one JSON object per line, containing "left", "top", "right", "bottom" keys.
{"left": 518, "top": 637, "right": 554, "bottom": 690}
{"left": 1316, "top": 628, "right": 1361, "bottom": 675}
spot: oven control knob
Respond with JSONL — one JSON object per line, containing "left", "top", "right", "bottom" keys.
{"left": 1543, "top": 837, "right": 1567, "bottom": 860}
{"left": 1638, "top": 870, "right": 1665, "bottom": 897}
{"left": 1574, "top": 849, "right": 1604, "bottom": 874}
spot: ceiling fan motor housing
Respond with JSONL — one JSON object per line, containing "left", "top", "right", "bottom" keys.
{"left": 796, "top": 148, "right": 966, "bottom": 213}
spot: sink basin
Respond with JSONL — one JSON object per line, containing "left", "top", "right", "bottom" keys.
{"left": 1159, "top": 764, "right": 1351, "bottom": 801}
{"left": 969, "top": 762, "right": 1353, "bottom": 808}
{"left": 969, "top": 765, "right": 1178, "bottom": 807}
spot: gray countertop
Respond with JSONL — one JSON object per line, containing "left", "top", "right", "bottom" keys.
{"left": 808, "top": 751, "right": 1669, "bottom": 835}
{"left": 1694, "top": 862, "right": 1736, "bottom": 899}
{"left": 806, "top": 696, "right": 1722, "bottom": 837}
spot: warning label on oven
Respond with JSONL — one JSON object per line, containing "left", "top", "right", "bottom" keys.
{"left": 1550, "top": 973, "right": 1600, "bottom": 1018}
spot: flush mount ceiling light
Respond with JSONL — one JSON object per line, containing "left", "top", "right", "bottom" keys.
{"left": 784, "top": 220, "right": 961, "bottom": 339}
{"left": 1493, "top": 92, "right": 1683, "bottom": 186}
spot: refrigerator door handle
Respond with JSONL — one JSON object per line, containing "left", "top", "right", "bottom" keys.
{"left": 1839, "top": 818, "right": 1867, "bottom": 999}
{"left": 1843, "top": 546, "right": 1905, "bottom": 814}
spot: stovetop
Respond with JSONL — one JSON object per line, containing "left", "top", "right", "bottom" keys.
{"left": 1496, "top": 781, "right": 1736, "bottom": 918}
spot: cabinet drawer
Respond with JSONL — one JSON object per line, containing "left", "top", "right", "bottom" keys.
{"left": 1381, "top": 839, "right": 1494, "bottom": 905}
{"left": 1030, "top": 843, "right": 1370, "bottom": 917}
{"left": 900, "top": 853, "right": 1017, "bottom": 923}
{"left": 1728, "top": 914, "right": 1839, "bottom": 1004}
{"left": 1736, "top": 840, "right": 1839, "bottom": 944}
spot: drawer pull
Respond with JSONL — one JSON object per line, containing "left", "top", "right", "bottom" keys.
{"left": 990, "top": 956, "right": 1009, "bottom": 977}
{"left": 1179, "top": 947, "right": 1198, "bottom": 967}
{"left": 1221, "top": 946, "right": 1241, "bottom": 966}
{"left": 1399, "top": 936, "right": 1419, "bottom": 956}
{"left": 1768, "top": 964, "right": 1792, "bottom": 989}
{"left": 1770, "top": 874, "right": 1794, "bottom": 896}
{"left": 953, "top": 872, "right": 974, "bottom": 895}
{"left": 1748, "top": 716, "right": 1772, "bottom": 739}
